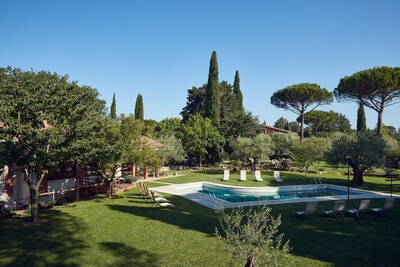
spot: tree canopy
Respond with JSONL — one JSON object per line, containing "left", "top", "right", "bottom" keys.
{"left": 334, "top": 66, "right": 400, "bottom": 135}
{"left": 110, "top": 93, "right": 117, "bottom": 120}
{"left": 134, "top": 93, "right": 144, "bottom": 121}
{"left": 204, "top": 51, "right": 220, "bottom": 127}
{"left": 271, "top": 83, "right": 333, "bottom": 140}
{"left": 0, "top": 67, "right": 109, "bottom": 221}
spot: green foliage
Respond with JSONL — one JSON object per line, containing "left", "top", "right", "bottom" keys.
{"left": 180, "top": 85, "right": 206, "bottom": 122}
{"left": 271, "top": 83, "right": 333, "bottom": 140}
{"left": 204, "top": 51, "right": 220, "bottom": 127}
{"left": 291, "top": 137, "right": 330, "bottom": 176}
{"left": 273, "top": 117, "right": 289, "bottom": 130}
{"left": 325, "top": 131, "right": 389, "bottom": 185}
{"left": 335, "top": 66, "right": 400, "bottom": 135}
{"left": 232, "top": 134, "right": 271, "bottom": 171}
{"left": 110, "top": 93, "right": 117, "bottom": 120}
{"left": 300, "top": 110, "right": 351, "bottom": 136}
{"left": 232, "top": 70, "right": 244, "bottom": 114}
{"left": 156, "top": 134, "right": 187, "bottom": 165}
{"left": 270, "top": 133, "right": 297, "bottom": 160}
{"left": 134, "top": 93, "right": 144, "bottom": 121}
{"left": 356, "top": 102, "right": 367, "bottom": 132}
{"left": 215, "top": 205, "right": 291, "bottom": 267}
{"left": 143, "top": 119, "right": 158, "bottom": 137}
{"left": 119, "top": 114, "right": 144, "bottom": 168}
{"left": 156, "top": 117, "right": 183, "bottom": 138}
{"left": 0, "top": 67, "right": 109, "bottom": 221}
{"left": 182, "top": 114, "right": 224, "bottom": 167}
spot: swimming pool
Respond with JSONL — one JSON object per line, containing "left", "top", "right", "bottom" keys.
{"left": 199, "top": 183, "right": 350, "bottom": 202}
{"left": 151, "top": 182, "right": 396, "bottom": 209}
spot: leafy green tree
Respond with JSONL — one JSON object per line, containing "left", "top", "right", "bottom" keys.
{"left": 156, "top": 134, "right": 187, "bottom": 166}
{"left": 273, "top": 117, "right": 289, "bottom": 130}
{"left": 271, "top": 83, "right": 333, "bottom": 140}
{"left": 232, "top": 134, "right": 271, "bottom": 173}
{"left": 220, "top": 110, "right": 262, "bottom": 154}
{"left": 300, "top": 110, "right": 351, "bottom": 136}
{"left": 204, "top": 51, "right": 220, "bottom": 127}
{"left": 134, "top": 93, "right": 144, "bottom": 121}
{"left": 356, "top": 103, "right": 367, "bottom": 132}
{"left": 0, "top": 67, "right": 108, "bottom": 222}
{"left": 143, "top": 119, "right": 158, "bottom": 137}
{"left": 180, "top": 85, "right": 206, "bottom": 122}
{"left": 287, "top": 121, "right": 300, "bottom": 134}
{"left": 334, "top": 66, "right": 400, "bottom": 135}
{"left": 215, "top": 205, "right": 291, "bottom": 267}
{"left": 156, "top": 117, "right": 183, "bottom": 138}
{"left": 291, "top": 137, "right": 330, "bottom": 176}
{"left": 232, "top": 70, "right": 244, "bottom": 114}
{"left": 182, "top": 114, "right": 223, "bottom": 168}
{"left": 326, "top": 132, "right": 389, "bottom": 186}
{"left": 110, "top": 93, "right": 117, "bottom": 120}
{"left": 270, "top": 133, "right": 297, "bottom": 160}
{"left": 119, "top": 114, "right": 144, "bottom": 174}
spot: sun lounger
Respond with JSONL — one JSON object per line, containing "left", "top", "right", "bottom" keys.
{"left": 274, "top": 171, "right": 282, "bottom": 183}
{"left": 370, "top": 198, "right": 395, "bottom": 214}
{"left": 292, "top": 201, "right": 318, "bottom": 218}
{"left": 254, "top": 170, "right": 263, "bottom": 182}
{"left": 322, "top": 200, "right": 346, "bottom": 218}
{"left": 240, "top": 170, "right": 247, "bottom": 181}
{"left": 150, "top": 191, "right": 175, "bottom": 208}
{"left": 347, "top": 199, "right": 370, "bottom": 218}
{"left": 223, "top": 170, "right": 230, "bottom": 181}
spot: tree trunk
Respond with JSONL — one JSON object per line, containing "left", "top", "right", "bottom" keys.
{"left": 349, "top": 162, "right": 364, "bottom": 186}
{"left": 377, "top": 110, "right": 383, "bottom": 135}
{"left": 199, "top": 155, "right": 202, "bottom": 169}
{"left": 300, "top": 112, "right": 305, "bottom": 141}
{"left": 244, "top": 256, "right": 255, "bottom": 267}
{"left": 25, "top": 175, "right": 40, "bottom": 223}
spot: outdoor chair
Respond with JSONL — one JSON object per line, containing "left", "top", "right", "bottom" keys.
{"left": 292, "top": 201, "right": 318, "bottom": 218}
{"left": 254, "top": 170, "right": 263, "bottom": 182}
{"left": 150, "top": 191, "right": 175, "bottom": 208}
{"left": 321, "top": 200, "right": 346, "bottom": 218}
{"left": 274, "top": 171, "right": 282, "bottom": 183}
{"left": 240, "top": 170, "right": 247, "bottom": 181}
{"left": 223, "top": 169, "right": 230, "bottom": 181}
{"left": 148, "top": 189, "right": 169, "bottom": 203}
{"left": 347, "top": 199, "right": 370, "bottom": 218}
{"left": 370, "top": 198, "right": 395, "bottom": 215}
{"left": 139, "top": 181, "right": 147, "bottom": 196}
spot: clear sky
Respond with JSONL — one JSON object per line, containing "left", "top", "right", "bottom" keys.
{"left": 1, "top": 0, "right": 399, "bottom": 130}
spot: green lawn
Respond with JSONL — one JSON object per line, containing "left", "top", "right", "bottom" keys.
{"left": 0, "top": 170, "right": 399, "bottom": 266}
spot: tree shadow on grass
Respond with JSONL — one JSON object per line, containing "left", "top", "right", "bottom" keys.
{"left": 274, "top": 200, "right": 400, "bottom": 266}
{"left": 107, "top": 194, "right": 219, "bottom": 235}
{"left": 100, "top": 242, "right": 159, "bottom": 267}
{"left": 0, "top": 209, "right": 87, "bottom": 267}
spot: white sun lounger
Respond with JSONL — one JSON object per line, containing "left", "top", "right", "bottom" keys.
{"left": 274, "top": 171, "right": 282, "bottom": 183}
{"left": 254, "top": 170, "right": 263, "bottom": 182}
{"left": 223, "top": 169, "right": 230, "bottom": 181}
{"left": 240, "top": 170, "right": 247, "bottom": 181}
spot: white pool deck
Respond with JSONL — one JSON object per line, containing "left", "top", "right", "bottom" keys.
{"left": 150, "top": 181, "right": 399, "bottom": 209}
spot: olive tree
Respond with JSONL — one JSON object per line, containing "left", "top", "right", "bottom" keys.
{"left": 291, "top": 137, "right": 330, "bottom": 176}
{"left": 271, "top": 83, "right": 333, "bottom": 140}
{"left": 326, "top": 132, "right": 390, "bottom": 186}
{"left": 334, "top": 66, "right": 400, "bottom": 135}
{"left": 232, "top": 134, "right": 271, "bottom": 173}
{"left": 215, "top": 205, "right": 291, "bottom": 267}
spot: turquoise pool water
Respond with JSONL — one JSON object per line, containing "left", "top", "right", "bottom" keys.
{"left": 199, "top": 185, "right": 350, "bottom": 203}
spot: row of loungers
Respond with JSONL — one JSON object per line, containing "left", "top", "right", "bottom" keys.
{"left": 222, "top": 170, "right": 283, "bottom": 183}
{"left": 139, "top": 181, "right": 175, "bottom": 208}
{"left": 293, "top": 198, "right": 395, "bottom": 219}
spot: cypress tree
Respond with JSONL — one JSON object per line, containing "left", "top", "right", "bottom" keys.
{"left": 110, "top": 93, "right": 117, "bottom": 120}
{"left": 134, "top": 93, "right": 144, "bottom": 121}
{"left": 233, "top": 70, "right": 244, "bottom": 114}
{"left": 204, "top": 51, "right": 220, "bottom": 127}
{"left": 357, "top": 102, "right": 366, "bottom": 132}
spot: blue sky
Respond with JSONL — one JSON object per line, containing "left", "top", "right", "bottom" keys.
{"left": 1, "top": 0, "right": 400, "bottom": 129}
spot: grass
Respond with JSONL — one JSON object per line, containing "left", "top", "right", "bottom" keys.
{"left": 0, "top": 169, "right": 399, "bottom": 266}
